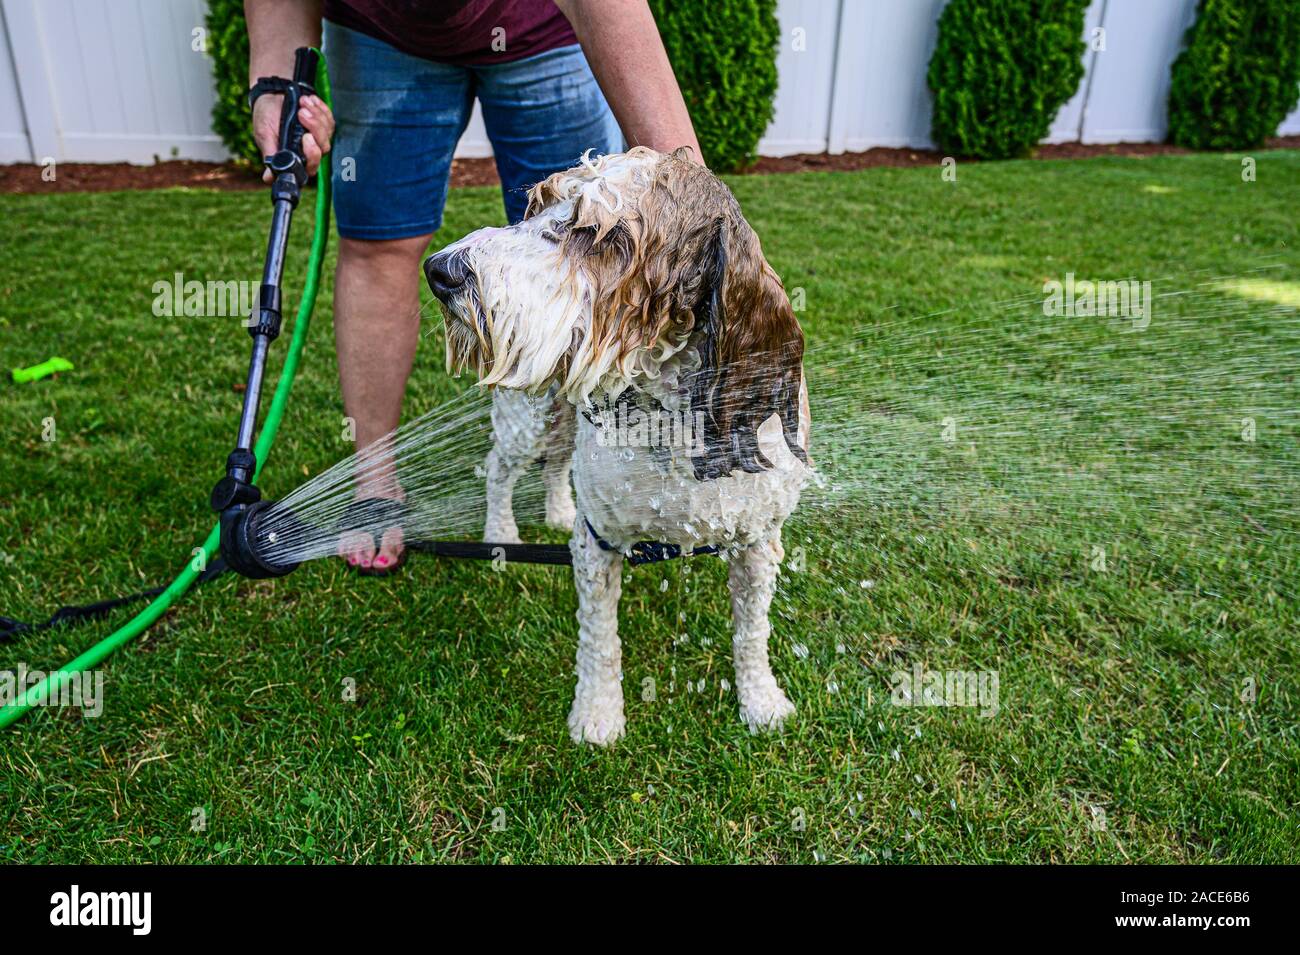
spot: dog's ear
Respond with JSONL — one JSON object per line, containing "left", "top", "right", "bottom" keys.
{"left": 689, "top": 220, "right": 807, "bottom": 481}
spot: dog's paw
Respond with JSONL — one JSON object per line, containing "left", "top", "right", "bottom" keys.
{"left": 545, "top": 493, "right": 577, "bottom": 532}
{"left": 483, "top": 519, "right": 522, "bottom": 545}
{"left": 739, "top": 686, "right": 796, "bottom": 734}
{"left": 568, "top": 698, "right": 626, "bottom": 747}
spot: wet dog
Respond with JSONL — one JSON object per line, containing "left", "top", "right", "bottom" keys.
{"left": 426, "top": 148, "right": 810, "bottom": 745}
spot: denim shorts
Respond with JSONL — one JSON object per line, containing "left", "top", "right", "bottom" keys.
{"left": 323, "top": 21, "right": 625, "bottom": 239}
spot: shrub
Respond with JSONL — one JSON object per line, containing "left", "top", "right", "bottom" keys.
{"left": 204, "top": 0, "right": 782, "bottom": 172}
{"left": 1168, "top": 0, "right": 1300, "bottom": 150}
{"left": 206, "top": 0, "right": 259, "bottom": 165}
{"left": 927, "top": 0, "right": 1090, "bottom": 160}
{"left": 647, "top": 0, "right": 780, "bottom": 172}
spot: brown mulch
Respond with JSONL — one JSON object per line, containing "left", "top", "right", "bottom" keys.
{"left": 3, "top": 137, "right": 1297, "bottom": 194}
{"left": 0, "top": 159, "right": 260, "bottom": 194}
{"left": 0, "top": 155, "right": 502, "bottom": 194}
{"left": 745, "top": 135, "right": 1300, "bottom": 173}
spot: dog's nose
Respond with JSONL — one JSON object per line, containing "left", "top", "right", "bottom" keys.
{"left": 424, "top": 251, "right": 470, "bottom": 299}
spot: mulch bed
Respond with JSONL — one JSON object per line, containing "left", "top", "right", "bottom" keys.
{"left": 746, "top": 135, "right": 1300, "bottom": 173}
{"left": 0, "top": 156, "right": 503, "bottom": 194}
{"left": 3, "top": 137, "right": 1296, "bottom": 194}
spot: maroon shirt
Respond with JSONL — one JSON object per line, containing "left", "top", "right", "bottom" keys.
{"left": 323, "top": 0, "right": 578, "bottom": 65}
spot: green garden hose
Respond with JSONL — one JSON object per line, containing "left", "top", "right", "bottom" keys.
{"left": 0, "top": 53, "right": 332, "bottom": 731}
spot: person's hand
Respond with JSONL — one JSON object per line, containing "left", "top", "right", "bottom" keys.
{"left": 252, "top": 92, "right": 334, "bottom": 183}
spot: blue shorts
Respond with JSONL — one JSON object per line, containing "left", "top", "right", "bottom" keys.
{"left": 323, "top": 21, "right": 625, "bottom": 239}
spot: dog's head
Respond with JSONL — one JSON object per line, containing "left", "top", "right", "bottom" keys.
{"left": 425, "top": 146, "right": 806, "bottom": 479}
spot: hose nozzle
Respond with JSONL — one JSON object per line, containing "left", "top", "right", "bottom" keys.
{"left": 210, "top": 449, "right": 302, "bottom": 579}
{"left": 216, "top": 499, "right": 302, "bottom": 580}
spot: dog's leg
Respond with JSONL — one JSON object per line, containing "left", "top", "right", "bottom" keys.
{"left": 542, "top": 400, "right": 577, "bottom": 531}
{"left": 730, "top": 532, "right": 796, "bottom": 733}
{"left": 567, "top": 514, "right": 626, "bottom": 746}
{"left": 483, "top": 390, "right": 547, "bottom": 544}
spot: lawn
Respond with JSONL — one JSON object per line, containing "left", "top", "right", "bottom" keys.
{"left": 1, "top": 151, "right": 1297, "bottom": 863}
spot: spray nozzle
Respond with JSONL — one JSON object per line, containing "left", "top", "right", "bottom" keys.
{"left": 210, "top": 452, "right": 301, "bottom": 579}
{"left": 216, "top": 498, "right": 302, "bottom": 580}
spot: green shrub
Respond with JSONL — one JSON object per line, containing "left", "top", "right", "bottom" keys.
{"left": 647, "top": 0, "right": 780, "bottom": 172}
{"left": 1168, "top": 0, "right": 1300, "bottom": 150}
{"left": 204, "top": 0, "right": 781, "bottom": 172}
{"left": 927, "top": 0, "right": 1090, "bottom": 160}
{"left": 206, "top": 0, "right": 259, "bottom": 165}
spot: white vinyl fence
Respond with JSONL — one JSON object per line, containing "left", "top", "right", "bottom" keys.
{"left": 1, "top": 0, "right": 1297, "bottom": 165}
{"left": 0, "top": 0, "right": 228, "bottom": 163}
{"left": 762, "top": 0, "right": 1300, "bottom": 155}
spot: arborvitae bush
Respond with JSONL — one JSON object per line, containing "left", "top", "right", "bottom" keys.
{"left": 927, "top": 0, "right": 1090, "bottom": 159}
{"left": 1168, "top": 0, "right": 1300, "bottom": 150}
{"left": 647, "top": 0, "right": 780, "bottom": 172}
{"left": 205, "top": 0, "right": 782, "bottom": 172}
{"left": 206, "top": 0, "right": 259, "bottom": 165}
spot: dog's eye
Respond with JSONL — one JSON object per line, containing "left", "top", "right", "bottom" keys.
{"left": 539, "top": 228, "right": 562, "bottom": 244}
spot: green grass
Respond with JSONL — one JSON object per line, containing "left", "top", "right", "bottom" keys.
{"left": 2, "top": 151, "right": 1297, "bottom": 863}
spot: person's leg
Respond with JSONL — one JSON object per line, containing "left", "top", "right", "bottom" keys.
{"left": 325, "top": 20, "right": 474, "bottom": 568}
{"left": 474, "top": 43, "right": 625, "bottom": 224}
{"left": 334, "top": 231, "right": 429, "bottom": 499}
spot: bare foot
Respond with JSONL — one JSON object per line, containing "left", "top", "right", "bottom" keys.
{"left": 337, "top": 491, "right": 406, "bottom": 571}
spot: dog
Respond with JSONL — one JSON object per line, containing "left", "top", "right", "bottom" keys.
{"left": 425, "top": 147, "right": 811, "bottom": 745}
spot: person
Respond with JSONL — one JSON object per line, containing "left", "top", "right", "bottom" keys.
{"left": 245, "top": 0, "right": 701, "bottom": 574}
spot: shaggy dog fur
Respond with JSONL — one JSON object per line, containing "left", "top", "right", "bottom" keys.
{"left": 425, "top": 148, "right": 811, "bottom": 745}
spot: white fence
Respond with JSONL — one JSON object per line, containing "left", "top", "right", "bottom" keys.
{"left": 1, "top": 0, "right": 1298, "bottom": 165}
{"left": 0, "top": 0, "right": 228, "bottom": 163}
{"left": 762, "top": 0, "right": 1300, "bottom": 155}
